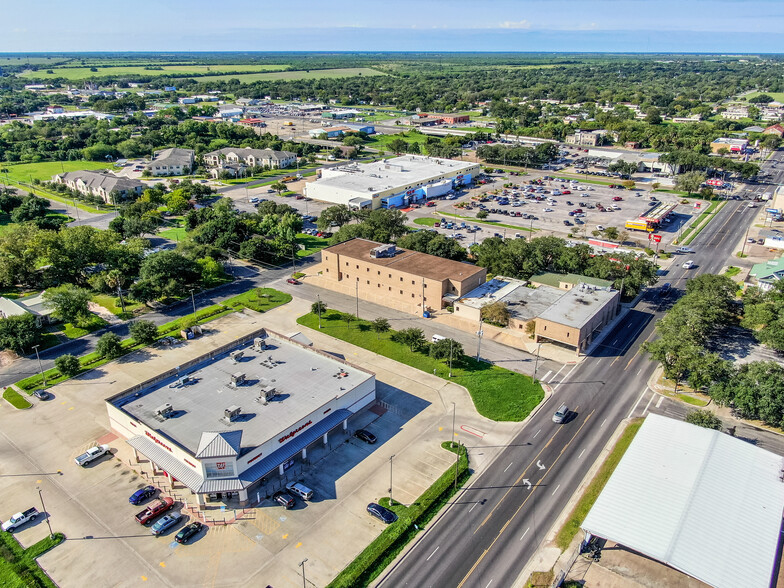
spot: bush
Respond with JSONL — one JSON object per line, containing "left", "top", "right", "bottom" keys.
{"left": 96, "top": 332, "right": 123, "bottom": 359}
{"left": 129, "top": 319, "right": 158, "bottom": 345}
{"left": 54, "top": 354, "right": 80, "bottom": 377}
{"left": 685, "top": 409, "right": 723, "bottom": 430}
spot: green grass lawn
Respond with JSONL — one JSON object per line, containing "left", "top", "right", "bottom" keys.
{"left": 678, "top": 201, "right": 725, "bottom": 245}
{"left": 0, "top": 531, "right": 64, "bottom": 588}
{"left": 555, "top": 419, "right": 642, "bottom": 551}
{"left": 158, "top": 217, "right": 188, "bottom": 242}
{"left": 0, "top": 212, "right": 71, "bottom": 235}
{"left": 196, "top": 67, "right": 386, "bottom": 83}
{"left": 61, "top": 315, "right": 108, "bottom": 339}
{"left": 222, "top": 287, "right": 292, "bottom": 313}
{"left": 743, "top": 91, "right": 784, "bottom": 104}
{"left": 3, "top": 387, "right": 32, "bottom": 409}
{"left": 724, "top": 266, "right": 741, "bottom": 277}
{"left": 365, "top": 131, "right": 430, "bottom": 151}
{"left": 91, "top": 293, "right": 145, "bottom": 317}
{"left": 297, "top": 310, "right": 543, "bottom": 421}
{"left": 296, "top": 233, "right": 330, "bottom": 257}
{"left": 1, "top": 161, "right": 112, "bottom": 183}
{"left": 19, "top": 64, "right": 287, "bottom": 80}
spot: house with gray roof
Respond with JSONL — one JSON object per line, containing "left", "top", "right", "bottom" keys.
{"left": 202, "top": 147, "right": 297, "bottom": 170}
{"left": 51, "top": 171, "right": 145, "bottom": 203}
{"left": 147, "top": 148, "right": 195, "bottom": 176}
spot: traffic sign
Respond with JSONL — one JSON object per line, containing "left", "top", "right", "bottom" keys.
{"left": 766, "top": 208, "right": 780, "bottom": 215}
{"left": 652, "top": 235, "right": 662, "bottom": 243}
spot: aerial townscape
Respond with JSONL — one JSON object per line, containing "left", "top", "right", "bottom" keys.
{"left": 2, "top": 3, "right": 784, "bottom": 588}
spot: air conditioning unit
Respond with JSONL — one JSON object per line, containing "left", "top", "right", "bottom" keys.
{"left": 257, "top": 386, "right": 278, "bottom": 404}
{"left": 155, "top": 403, "right": 173, "bottom": 418}
{"left": 224, "top": 406, "right": 242, "bottom": 421}
{"left": 253, "top": 337, "right": 266, "bottom": 352}
{"left": 230, "top": 372, "right": 246, "bottom": 387}
{"left": 230, "top": 350, "right": 244, "bottom": 363}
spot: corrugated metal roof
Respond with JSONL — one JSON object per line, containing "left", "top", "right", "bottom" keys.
{"left": 127, "top": 436, "right": 204, "bottom": 492}
{"left": 582, "top": 414, "right": 784, "bottom": 588}
{"left": 195, "top": 431, "right": 242, "bottom": 458}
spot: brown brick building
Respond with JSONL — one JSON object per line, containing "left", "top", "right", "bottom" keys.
{"left": 311, "top": 239, "right": 487, "bottom": 316}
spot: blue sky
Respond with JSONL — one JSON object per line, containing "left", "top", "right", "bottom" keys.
{"left": 3, "top": 0, "right": 784, "bottom": 52}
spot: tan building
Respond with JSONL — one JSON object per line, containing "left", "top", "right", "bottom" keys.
{"left": 311, "top": 239, "right": 487, "bottom": 315}
{"left": 710, "top": 137, "right": 749, "bottom": 154}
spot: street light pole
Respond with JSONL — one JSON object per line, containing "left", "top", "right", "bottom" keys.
{"left": 476, "top": 319, "right": 484, "bottom": 361}
{"left": 317, "top": 294, "right": 322, "bottom": 329}
{"left": 32, "top": 344, "right": 46, "bottom": 386}
{"left": 448, "top": 338, "right": 453, "bottom": 378}
{"left": 451, "top": 401, "right": 456, "bottom": 446}
{"left": 37, "top": 487, "right": 54, "bottom": 539}
{"left": 355, "top": 279, "right": 359, "bottom": 319}
{"left": 190, "top": 289, "right": 197, "bottom": 317}
{"left": 533, "top": 343, "right": 542, "bottom": 381}
{"left": 389, "top": 454, "right": 396, "bottom": 504}
{"left": 298, "top": 558, "right": 308, "bottom": 588}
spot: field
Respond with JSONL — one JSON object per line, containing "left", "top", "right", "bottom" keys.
{"left": 19, "top": 64, "right": 287, "bottom": 80}
{"left": 195, "top": 67, "right": 386, "bottom": 83}
{"left": 365, "top": 131, "right": 430, "bottom": 150}
{"left": 744, "top": 91, "right": 784, "bottom": 104}
{"left": 1, "top": 161, "right": 113, "bottom": 183}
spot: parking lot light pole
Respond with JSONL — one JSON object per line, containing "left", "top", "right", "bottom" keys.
{"left": 298, "top": 558, "right": 308, "bottom": 588}
{"left": 36, "top": 487, "right": 54, "bottom": 539}
{"left": 190, "top": 289, "right": 197, "bottom": 318}
{"left": 389, "top": 454, "right": 396, "bottom": 504}
{"left": 476, "top": 319, "right": 484, "bottom": 361}
{"left": 451, "top": 402, "right": 456, "bottom": 446}
{"left": 533, "top": 343, "right": 542, "bottom": 382}
{"left": 32, "top": 344, "right": 46, "bottom": 386}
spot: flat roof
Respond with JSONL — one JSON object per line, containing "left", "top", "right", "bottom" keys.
{"left": 457, "top": 277, "right": 563, "bottom": 321}
{"left": 583, "top": 414, "right": 784, "bottom": 588}
{"left": 325, "top": 238, "right": 486, "bottom": 283}
{"left": 115, "top": 334, "right": 373, "bottom": 455}
{"left": 531, "top": 272, "right": 612, "bottom": 289}
{"left": 536, "top": 283, "right": 617, "bottom": 329}
{"left": 312, "top": 155, "right": 478, "bottom": 195}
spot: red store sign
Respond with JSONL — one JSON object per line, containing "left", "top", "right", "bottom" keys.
{"left": 145, "top": 430, "right": 173, "bottom": 453}
{"left": 279, "top": 420, "right": 313, "bottom": 443}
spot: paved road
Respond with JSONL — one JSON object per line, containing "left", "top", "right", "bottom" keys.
{"left": 376, "top": 162, "right": 775, "bottom": 587}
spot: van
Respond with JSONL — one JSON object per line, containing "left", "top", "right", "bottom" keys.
{"left": 431, "top": 334, "right": 446, "bottom": 343}
{"left": 286, "top": 481, "right": 314, "bottom": 501}
{"left": 552, "top": 404, "right": 569, "bottom": 424}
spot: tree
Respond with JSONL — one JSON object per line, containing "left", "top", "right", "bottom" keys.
{"left": 525, "top": 320, "right": 536, "bottom": 339}
{"left": 685, "top": 409, "right": 723, "bottom": 430}
{"left": 621, "top": 180, "right": 635, "bottom": 190}
{"left": 11, "top": 195, "right": 50, "bottom": 223}
{"left": 129, "top": 320, "right": 159, "bottom": 345}
{"left": 317, "top": 205, "right": 353, "bottom": 231}
{"left": 430, "top": 338, "right": 464, "bottom": 361}
{"left": 371, "top": 317, "right": 391, "bottom": 339}
{"left": 476, "top": 210, "right": 489, "bottom": 219}
{"left": 54, "top": 354, "right": 81, "bottom": 377}
{"left": 311, "top": 300, "right": 327, "bottom": 316}
{"left": 270, "top": 181, "right": 287, "bottom": 196}
{"left": 0, "top": 314, "right": 41, "bottom": 353}
{"left": 749, "top": 94, "right": 773, "bottom": 104}
{"left": 675, "top": 171, "right": 706, "bottom": 196}
{"left": 43, "top": 285, "right": 92, "bottom": 325}
{"left": 96, "top": 332, "right": 123, "bottom": 359}
{"left": 340, "top": 312, "right": 357, "bottom": 329}
{"left": 131, "top": 251, "right": 201, "bottom": 302}
{"left": 644, "top": 107, "right": 662, "bottom": 125}
{"left": 388, "top": 138, "right": 409, "bottom": 155}
{"left": 481, "top": 301, "right": 510, "bottom": 327}
{"left": 394, "top": 327, "right": 426, "bottom": 352}
{"left": 603, "top": 226, "right": 620, "bottom": 241}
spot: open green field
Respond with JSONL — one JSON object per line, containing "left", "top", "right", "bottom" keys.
{"left": 1, "top": 161, "right": 112, "bottom": 183}
{"left": 296, "top": 233, "right": 330, "bottom": 257}
{"left": 365, "top": 131, "right": 429, "bottom": 150}
{"left": 196, "top": 67, "right": 387, "bottom": 83}
{"left": 744, "top": 91, "right": 784, "bottom": 104}
{"left": 20, "top": 64, "right": 287, "bottom": 80}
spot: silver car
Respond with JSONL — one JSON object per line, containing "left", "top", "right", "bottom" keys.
{"left": 552, "top": 404, "right": 569, "bottom": 424}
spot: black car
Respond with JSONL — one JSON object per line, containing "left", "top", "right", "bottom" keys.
{"left": 273, "top": 491, "right": 295, "bottom": 509}
{"left": 355, "top": 429, "right": 377, "bottom": 444}
{"left": 660, "top": 283, "right": 672, "bottom": 297}
{"left": 175, "top": 521, "right": 204, "bottom": 544}
{"left": 32, "top": 389, "right": 50, "bottom": 400}
{"left": 128, "top": 485, "right": 157, "bottom": 505}
{"left": 367, "top": 502, "right": 397, "bottom": 524}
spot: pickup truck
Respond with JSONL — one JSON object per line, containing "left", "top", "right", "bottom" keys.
{"left": 2, "top": 508, "right": 38, "bottom": 531}
{"left": 135, "top": 497, "right": 174, "bottom": 525}
{"left": 74, "top": 444, "right": 110, "bottom": 466}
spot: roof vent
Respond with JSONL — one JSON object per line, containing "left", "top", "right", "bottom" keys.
{"left": 155, "top": 403, "right": 173, "bottom": 419}
{"left": 224, "top": 406, "right": 242, "bottom": 421}
{"left": 256, "top": 386, "right": 278, "bottom": 404}
{"left": 229, "top": 372, "right": 246, "bottom": 387}
{"left": 230, "top": 350, "right": 244, "bottom": 363}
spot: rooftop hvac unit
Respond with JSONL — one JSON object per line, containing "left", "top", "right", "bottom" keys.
{"left": 370, "top": 243, "right": 397, "bottom": 259}
{"left": 230, "top": 372, "right": 246, "bottom": 387}
{"left": 224, "top": 406, "right": 242, "bottom": 421}
{"left": 256, "top": 386, "right": 278, "bottom": 404}
{"left": 155, "top": 403, "right": 173, "bottom": 418}
{"left": 253, "top": 337, "right": 266, "bottom": 352}
{"left": 230, "top": 350, "right": 244, "bottom": 363}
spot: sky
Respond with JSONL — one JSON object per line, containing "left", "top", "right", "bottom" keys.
{"left": 3, "top": 0, "right": 784, "bottom": 53}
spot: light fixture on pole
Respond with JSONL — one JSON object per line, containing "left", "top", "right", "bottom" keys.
{"left": 36, "top": 487, "right": 54, "bottom": 539}
{"left": 32, "top": 344, "right": 46, "bottom": 386}
{"left": 388, "top": 454, "right": 396, "bottom": 504}
{"left": 298, "top": 558, "right": 308, "bottom": 588}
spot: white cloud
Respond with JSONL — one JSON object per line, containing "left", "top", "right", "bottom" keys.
{"left": 499, "top": 19, "right": 532, "bottom": 29}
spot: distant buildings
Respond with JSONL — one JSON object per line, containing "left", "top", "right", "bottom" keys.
{"left": 565, "top": 130, "right": 608, "bottom": 147}
{"left": 710, "top": 137, "right": 749, "bottom": 154}
{"left": 764, "top": 124, "right": 784, "bottom": 137}
{"left": 51, "top": 170, "right": 145, "bottom": 203}
{"left": 202, "top": 147, "right": 297, "bottom": 170}
{"left": 146, "top": 148, "right": 195, "bottom": 176}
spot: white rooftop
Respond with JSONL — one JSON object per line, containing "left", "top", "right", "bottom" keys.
{"left": 312, "top": 155, "right": 477, "bottom": 194}
{"left": 582, "top": 414, "right": 784, "bottom": 588}
{"left": 536, "top": 283, "right": 617, "bottom": 329}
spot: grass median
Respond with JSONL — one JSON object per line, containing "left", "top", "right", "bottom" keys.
{"left": 0, "top": 531, "right": 64, "bottom": 588}
{"left": 328, "top": 442, "right": 470, "bottom": 588}
{"left": 554, "top": 419, "right": 642, "bottom": 551}
{"left": 3, "top": 387, "right": 32, "bottom": 409}
{"left": 297, "top": 310, "right": 543, "bottom": 421}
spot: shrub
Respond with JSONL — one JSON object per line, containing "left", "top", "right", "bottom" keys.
{"left": 54, "top": 354, "right": 80, "bottom": 377}
{"left": 686, "top": 409, "right": 723, "bottom": 430}
{"left": 96, "top": 332, "right": 123, "bottom": 359}
{"left": 129, "top": 319, "right": 158, "bottom": 345}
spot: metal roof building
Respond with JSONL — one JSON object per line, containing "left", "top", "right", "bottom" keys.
{"left": 582, "top": 414, "right": 784, "bottom": 588}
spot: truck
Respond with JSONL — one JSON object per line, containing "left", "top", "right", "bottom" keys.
{"left": 281, "top": 175, "right": 296, "bottom": 183}
{"left": 2, "top": 508, "right": 38, "bottom": 532}
{"left": 135, "top": 497, "right": 175, "bottom": 525}
{"left": 74, "top": 444, "right": 110, "bottom": 466}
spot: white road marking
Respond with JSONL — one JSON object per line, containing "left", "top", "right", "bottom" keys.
{"left": 637, "top": 368, "right": 642, "bottom": 376}
{"left": 533, "top": 429, "right": 541, "bottom": 439}
{"left": 600, "top": 418, "right": 607, "bottom": 428}
{"left": 627, "top": 388, "right": 648, "bottom": 419}
{"left": 427, "top": 546, "right": 440, "bottom": 561}
{"left": 656, "top": 394, "right": 664, "bottom": 408}
{"left": 555, "top": 364, "right": 579, "bottom": 391}
{"left": 542, "top": 370, "right": 552, "bottom": 382}
{"left": 504, "top": 462, "right": 513, "bottom": 473}
{"left": 643, "top": 391, "right": 656, "bottom": 415}
{"left": 520, "top": 527, "right": 530, "bottom": 541}
{"left": 595, "top": 359, "right": 602, "bottom": 366}
{"left": 578, "top": 448, "right": 586, "bottom": 459}
{"left": 486, "top": 581, "right": 493, "bottom": 588}
{"left": 552, "top": 484, "right": 561, "bottom": 496}
{"left": 549, "top": 364, "right": 566, "bottom": 382}
{"left": 469, "top": 502, "right": 478, "bottom": 513}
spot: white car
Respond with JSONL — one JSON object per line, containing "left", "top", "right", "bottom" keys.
{"left": 611, "top": 204, "right": 621, "bottom": 210}
{"left": 596, "top": 225, "right": 605, "bottom": 231}
{"left": 74, "top": 444, "right": 110, "bottom": 466}
{"left": 677, "top": 247, "right": 694, "bottom": 253}
{"left": 543, "top": 208, "right": 554, "bottom": 212}
{"left": 682, "top": 260, "right": 695, "bottom": 269}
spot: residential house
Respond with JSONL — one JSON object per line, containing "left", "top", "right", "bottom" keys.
{"left": 764, "top": 124, "right": 784, "bottom": 137}
{"left": 51, "top": 171, "right": 145, "bottom": 203}
{"left": 749, "top": 257, "right": 784, "bottom": 291}
{"left": 0, "top": 292, "right": 57, "bottom": 325}
{"left": 147, "top": 148, "right": 195, "bottom": 176}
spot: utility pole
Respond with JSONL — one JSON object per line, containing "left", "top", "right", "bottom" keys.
{"left": 448, "top": 338, "right": 454, "bottom": 377}
{"left": 389, "top": 454, "right": 395, "bottom": 504}
{"left": 533, "top": 343, "right": 542, "bottom": 381}
{"left": 37, "top": 487, "right": 54, "bottom": 539}
{"left": 421, "top": 277, "right": 426, "bottom": 317}
{"left": 117, "top": 286, "right": 127, "bottom": 314}
{"left": 476, "top": 318, "right": 484, "bottom": 361}
{"left": 454, "top": 441, "right": 460, "bottom": 489}
{"left": 190, "top": 289, "right": 197, "bottom": 318}
{"left": 317, "top": 294, "right": 322, "bottom": 329}
{"left": 32, "top": 344, "right": 46, "bottom": 386}
{"left": 355, "top": 279, "right": 359, "bottom": 319}
{"left": 451, "top": 401, "right": 456, "bottom": 446}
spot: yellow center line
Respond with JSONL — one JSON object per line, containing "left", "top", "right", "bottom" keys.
{"left": 459, "top": 409, "right": 596, "bottom": 588}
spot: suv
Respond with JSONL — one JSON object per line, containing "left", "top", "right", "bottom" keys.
{"left": 552, "top": 404, "right": 569, "bottom": 424}
{"left": 355, "top": 429, "right": 377, "bottom": 444}
{"left": 273, "top": 491, "right": 295, "bottom": 509}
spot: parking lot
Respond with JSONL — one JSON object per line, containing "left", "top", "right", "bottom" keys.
{"left": 0, "top": 300, "right": 527, "bottom": 587}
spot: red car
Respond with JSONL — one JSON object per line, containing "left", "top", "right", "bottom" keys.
{"left": 425, "top": 201, "right": 436, "bottom": 207}
{"left": 562, "top": 190, "right": 571, "bottom": 195}
{"left": 287, "top": 278, "right": 300, "bottom": 285}
{"left": 613, "top": 196, "right": 623, "bottom": 201}
{"left": 135, "top": 497, "right": 174, "bottom": 525}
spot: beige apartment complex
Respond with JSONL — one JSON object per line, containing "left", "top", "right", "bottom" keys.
{"left": 310, "top": 239, "right": 487, "bottom": 315}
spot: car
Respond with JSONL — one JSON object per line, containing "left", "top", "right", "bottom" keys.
{"left": 129, "top": 485, "right": 157, "bottom": 505}
{"left": 596, "top": 225, "right": 605, "bottom": 231}
{"left": 135, "top": 497, "right": 175, "bottom": 525}
{"left": 175, "top": 521, "right": 204, "bottom": 544}
{"left": 612, "top": 196, "right": 623, "bottom": 201}
{"left": 677, "top": 247, "right": 694, "bottom": 253}
{"left": 563, "top": 220, "right": 572, "bottom": 226}
{"left": 747, "top": 238, "right": 756, "bottom": 244}
{"left": 151, "top": 512, "right": 181, "bottom": 536}
{"left": 367, "top": 502, "right": 397, "bottom": 524}
{"left": 660, "top": 283, "right": 672, "bottom": 296}
{"left": 249, "top": 197, "right": 259, "bottom": 203}
{"left": 562, "top": 190, "right": 571, "bottom": 195}
{"left": 32, "top": 389, "right": 50, "bottom": 400}
{"left": 682, "top": 260, "right": 695, "bottom": 269}
{"left": 355, "top": 429, "right": 377, "bottom": 444}
{"left": 74, "top": 444, "right": 110, "bottom": 466}
{"left": 273, "top": 491, "right": 295, "bottom": 509}
{"left": 286, "top": 278, "right": 300, "bottom": 285}
{"left": 543, "top": 208, "right": 554, "bottom": 212}
{"left": 552, "top": 404, "right": 569, "bottom": 424}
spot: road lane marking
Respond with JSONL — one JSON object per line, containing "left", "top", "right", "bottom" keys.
{"left": 469, "top": 502, "right": 478, "bottom": 513}
{"left": 643, "top": 392, "right": 656, "bottom": 415}
{"left": 637, "top": 368, "right": 642, "bottom": 376}
{"left": 578, "top": 448, "right": 586, "bottom": 459}
{"left": 627, "top": 388, "right": 648, "bottom": 419}
{"left": 533, "top": 429, "right": 541, "bottom": 439}
{"left": 656, "top": 394, "right": 664, "bottom": 408}
{"left": 519, "top": 527, "right": 530, "bottom": 541}
{"left": 542, "top": 370, "right": 552, "bottom": 382}
{"left": 504, "top": 462, "right": 513, "bottom": 473}
{"left": 460, "top": 410, "right": 595, "bottom": 587}
{"left": 552, "top": 484, "right": 560, "bottom": 496}
{"left": 554, "top": 364, "right": 578, "bottom": 390}
{"left": 486, "top": 581, "right": 493, "bottom": 588}
{"left": 549, "top": 364, "right": 566, "bottom": 382}
{"left": 427, "top": 546, "right": 440, "bottom": 561}
{"left": 600, "top": 418, "right": 607, "bottom": 428}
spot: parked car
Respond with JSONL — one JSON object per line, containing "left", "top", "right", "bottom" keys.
{"left": 355, "top": 429, "right": 377, "bottom": 444}
{"left": 1, "top": 508, "right": 38, "bottom": 532}
{"left": 367, "top": 502, "right": 397, "bottom": 524}
{"left": 135, "top": 497, "right": 175, "bottom": 525}
{"left": 32, "top": 389, "right": 50, "bottom": 400}
{"left": 660, "top": 283, "right": 672, "bottom": 296}
{"left": 677, "top": 247, "right": 694, "bottom": 253}
{"left": 129, "top": 486, "right": 157, "bottom": 505}
{"left": 175, "top": 521, "right": 204, "bottom": 544}
{"left": 74, "top": 444, "right": 110, "bottom": 466}
{"left": 612, "top": 196, "right": 623, "bottom": 201}
{"left": 273, "top": 491, "right": 295, "bottom": 509}
{"left": 596, "top": 225, "right": 605, "bottom": 231}
{"left": 151, "top": 512, "right": 182, "bottom": 536}
{"left": 286, "top": 278, "right": 300, "bottom": 285}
